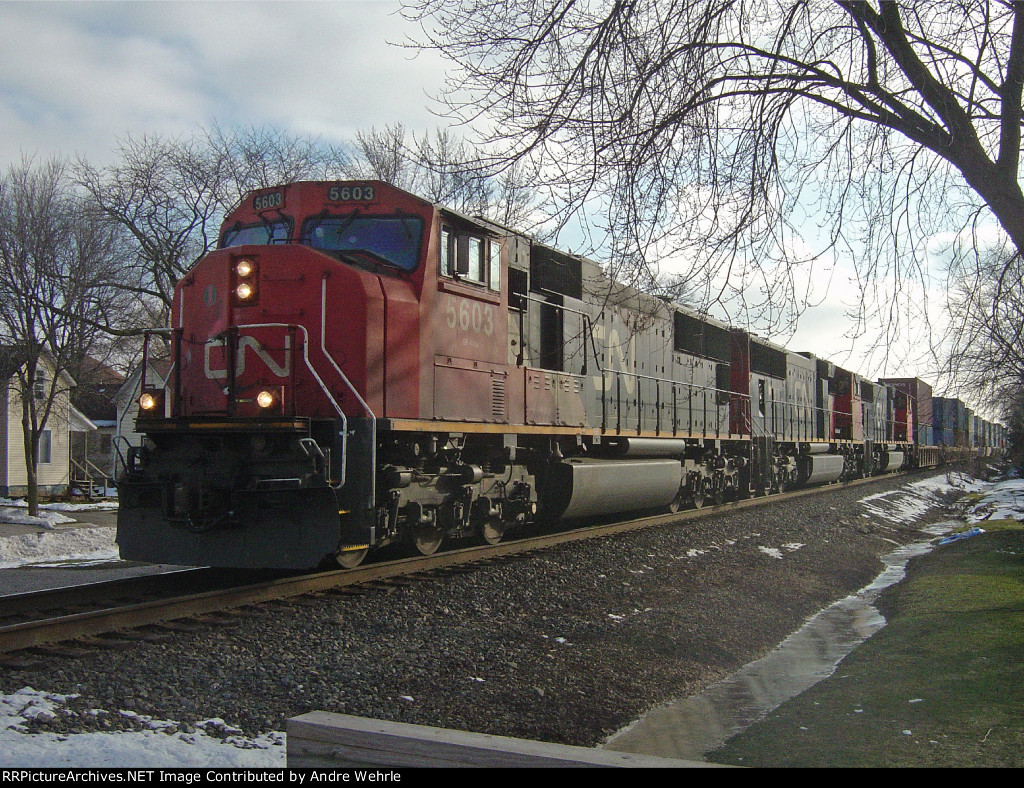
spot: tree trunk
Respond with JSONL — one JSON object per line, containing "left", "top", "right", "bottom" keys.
{"left": 21, "top": 397, "right": 39, "bottom": 518}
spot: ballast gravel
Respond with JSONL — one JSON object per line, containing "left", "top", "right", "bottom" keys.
{"left": 0, "top": 470, "right": 975, "bottom": 748}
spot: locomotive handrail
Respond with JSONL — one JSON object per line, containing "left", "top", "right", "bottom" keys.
{"left": 231, "top": 323, "right": 346, "bottom": 419}
{"left": 111, "top": 434, "right": 135, "bottom": 481}
{"left": 233, "top": 321, "right": 348, "bottom": 489}
{"left": 139, "top": 328, "right": 179, "bottom": 414}
{"left": 319, "top": 278, "right": 377, "bottom": 504}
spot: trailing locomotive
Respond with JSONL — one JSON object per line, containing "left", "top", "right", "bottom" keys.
{"left": 115, "top": 181, "right": 1004, "bottom": 569}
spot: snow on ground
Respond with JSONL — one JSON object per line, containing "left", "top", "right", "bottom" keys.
{"left": 0, "top": 526, "right": 118, "bottom": 570}
{"left": 0, "top": 498, "right": 119, "bottom": 569}
{"left": 0, "top": 469, "right": 1018, "bottom": 767}
{"left": 963, "top": 476, "right": 1024, "bottom": 524}
{"left": 0, "top": 496, "right": 119, "bottom": 512}
{"left": 858, "top": 470, "right": 991, "bottom": 525}
{"left": 0, "top": 496, "right": 116, "bottom": 530}
{"left": 0, "top": 688, "right": 286, "bottom": 767}
{"left": 0, "top": 506, "right": 77, "bottom": 529}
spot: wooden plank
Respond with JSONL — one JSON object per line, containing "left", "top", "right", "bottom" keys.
{"left": 287, "top": 712, "right": 726, "bottom": 768}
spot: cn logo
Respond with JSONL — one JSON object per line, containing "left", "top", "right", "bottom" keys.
{"left": 204, "top": 336, "right": 292, "bottom": 380}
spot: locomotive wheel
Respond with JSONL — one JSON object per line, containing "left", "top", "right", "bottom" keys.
{"left": 478, "top": 519, "right": 506, "bottom": 546}
{"left": 335, "top": 547, "right": 369, "bottom": 569}
{"left": 410, "top": 523, "right": 445, "bottom": 556}
{"left": 692, "top": 482, "right": 706, "bottom": 509}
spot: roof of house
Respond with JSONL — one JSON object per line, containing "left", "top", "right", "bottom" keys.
{"left": 0, "top": 345, "right": 78, "bottom": 388}
{"left": 71, "top": 358, "right": 127, "bottom": 423}
{"left": 72, "top": 384, "right": 121, "bottom": 422}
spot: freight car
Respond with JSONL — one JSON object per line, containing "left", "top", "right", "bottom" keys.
{"left": 115, "top": 181, "right": 994, "bottom": 570}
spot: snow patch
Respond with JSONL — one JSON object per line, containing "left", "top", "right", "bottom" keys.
{"left": 0, "top": 527, "right": 117, "bottom": 569}
{"left": 858, "top": 471, "right": 981, "bottom": 525}
{"left": 0, "top": 688, "right": 285, "bottom": 768}
{"left": 964, "top": 478, "right": 1024, "bottom": 524}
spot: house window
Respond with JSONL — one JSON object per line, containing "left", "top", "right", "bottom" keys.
{"left": 37, "top": 430, "right": 52, "bottom": 464}
{"left": 488, "top": 239, "right": 501, "bottom": 292}
{"left": 34, "top": 371, "right": 46, "bottom": 400}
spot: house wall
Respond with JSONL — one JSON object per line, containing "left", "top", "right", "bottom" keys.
{"left": 0, "top": 385, "right": 8, "bottom": 494}
{"left": 2, "top": 374, "right": 72, "bottom": 497}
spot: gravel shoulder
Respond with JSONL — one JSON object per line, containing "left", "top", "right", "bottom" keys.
{"left": 0, "top": 471, "right": 965, "bottom": 748}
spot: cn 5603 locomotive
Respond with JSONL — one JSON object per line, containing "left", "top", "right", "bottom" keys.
{"left": 115, "top": 181, "right": 1001, "bottom": 569}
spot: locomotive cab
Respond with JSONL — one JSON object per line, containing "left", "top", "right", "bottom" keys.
{"left": 118, "top": 181, "right": 438, "bottom": 568}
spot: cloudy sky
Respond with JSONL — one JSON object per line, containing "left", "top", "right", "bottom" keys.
{"left": 0, "top": 0, "right": 957, "bottom": 381}
{"left": 0, "top": 0, "right": 445, "bottom": 166}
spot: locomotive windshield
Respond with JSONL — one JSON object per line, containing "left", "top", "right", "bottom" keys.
{"left": 302, "top": 214, "right": 423, "bottom": 272}
{"left": 221, "top": 219, "right": 291, "bottom": 248}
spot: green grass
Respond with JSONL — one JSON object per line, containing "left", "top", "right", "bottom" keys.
{"left": 708, "top": 530, "right": 1024, "bottom": 767}
{"left": 966, "top": 518, "right": 1023, "bottom": 533}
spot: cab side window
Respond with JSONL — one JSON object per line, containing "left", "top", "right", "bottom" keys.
{"left": 440, "top": 228, "right": 454, "bottom": 277}
{"left": 466, "top": 237, "right": 486, "bottom": 283}
{"left": 440, "top": 226, "right": 501, "bottom": 292}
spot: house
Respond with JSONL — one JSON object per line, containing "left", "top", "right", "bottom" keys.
{"left": 113, "top": 357, "right": 172, "bottom": 480}
{"left": 0, "top": 352, "right": 77, "bottom": 498}
{"left": 70, "top": 359, "right": 126, "bottom": 495}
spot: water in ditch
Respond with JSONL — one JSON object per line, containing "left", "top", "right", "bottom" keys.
{"left": 601, "top": 523, "right": 962, "bottom": 761}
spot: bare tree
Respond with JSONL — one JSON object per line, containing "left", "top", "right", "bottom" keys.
{"left": 0, "top": 157, "right": 132, "bottom": 514}
{"left": 943, "top": 245, "right": 1024, "bottom": 402}
{"left": 348, "top": 124, "right": 419, "bottom": 188}
{"left": 402, "top": 1, "right": 1024, "bottom": 339}
{"left": 346, "top": 123, "right": 542, "bottom": 229}
{"left": 1001, "top": 385, "right": 1024, "bottom": 465}
{"left": 204, "top": 122, "right": 354, "bottom": 204}
{"left": 75, "top": 134, "right": 218, "bottom": 320}
{"left": 75, "top": 125, "right": 352, "bottom": 317}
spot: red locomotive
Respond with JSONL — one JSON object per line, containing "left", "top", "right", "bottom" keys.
{"left": 116, "top": 181, "right": 1001, "bottom": 569}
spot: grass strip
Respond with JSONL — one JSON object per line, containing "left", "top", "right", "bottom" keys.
{"left": 709, "top": 527, "right": 1024, "bottom": 767}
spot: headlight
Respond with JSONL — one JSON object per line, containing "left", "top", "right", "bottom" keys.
{"left": 231, "top": 255, "right": 259, "bottom": 306}
{"left": 138, "top": 390, "right": 164, "bottom": 418}
{"left": 256, "top": 389, "right": 276, "bottom": 409}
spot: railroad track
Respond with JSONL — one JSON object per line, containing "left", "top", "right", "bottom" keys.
{"left": 0, "top": 472, "right": 921, "bottom": 661}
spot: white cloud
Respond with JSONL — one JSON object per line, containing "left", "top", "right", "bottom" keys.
{"left": 0, "top": 1, "right": 450, "bottom": 166}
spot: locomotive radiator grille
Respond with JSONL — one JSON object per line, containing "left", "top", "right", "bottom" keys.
{"left": 492, "top": 377, "right": 506, "bottom": 420}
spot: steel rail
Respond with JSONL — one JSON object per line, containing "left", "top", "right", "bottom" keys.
{"left": 0, "top": 471, "right": 924, "bottom": 656}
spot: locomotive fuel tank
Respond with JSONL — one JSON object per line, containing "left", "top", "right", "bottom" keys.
{"left": 540, "top": 458, "right": 683, "bottom": 519}
{"left": 796, "top": 454, "right": 845, "bottom": 486}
